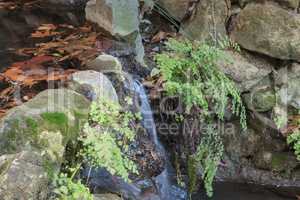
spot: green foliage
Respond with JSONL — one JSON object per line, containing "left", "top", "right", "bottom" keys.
{"left": 156, "top": 39, "right": 246, "bottom": 197}
{"left": 52, "top": 173, "right": 93, "bottom": 200}
{"left": 287, "top": 131, "right": 300, "bottom": 161}
{"left": 194, "top": 125, "right": 224, "bottom": 197}
{"left": 155, "top": 38, "right": 246, "bottom": 129}
{"left": 81, "top": 99, "right": 138, "bottom": 182}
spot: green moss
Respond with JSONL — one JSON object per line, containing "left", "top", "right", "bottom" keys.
{"left": 0, "top": 155, "right": 15, "bottom": 177}
{"left": 41, "top": 112, "right": 68, "bottom": 127}
{"left": 187, "top": 155, "right": 198, "bottom": 196}
{"left": 271, "top": 153, "right": 289, "bottom": 172}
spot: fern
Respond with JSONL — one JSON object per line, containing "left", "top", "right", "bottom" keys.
{"left": 287, "top": 131, "right": 300, "bottom": 161}
{"left": 52, "top": 173, "right": 93, "bottom": 200}
{"left": 80, "top": 99, "right": 139, "bottom": 182}
{"left": 155, "top": 39, "right": 246, "bottom": 197}
{"left": 156, "top": 39, "right": 246, "bottom": 129}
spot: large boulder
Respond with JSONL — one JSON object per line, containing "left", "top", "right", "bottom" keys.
{"left": 0, "top": 89, "right": 90, "bottom": 161}
{"left": 0, "top": 151, "right": 48, "bottom": 200}
{"left": 181, "top": 0, "right": 229, "bottom": 41}
{"left": 231, "top": 2, "right": 300, "bottom": 61}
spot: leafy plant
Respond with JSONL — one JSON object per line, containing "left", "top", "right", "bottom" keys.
{"left": 52, "top": 172, "right": 93, "bottom": 200}
{"left": 80, "top": 99, "right": 139, "bottom": 182}
{"left": 156, "top": 39, "right": 246, "bottom": 128}
{"left": 155, "top": 38, "right": 246, "bottom": 197}
{"left": 287, "top": 131, "right": 300, "bottom": 161}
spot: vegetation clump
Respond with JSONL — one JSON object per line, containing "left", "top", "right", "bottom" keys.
{"left": 156, "top": 38, "right": 246, "bottom": 197}
{"left": 287, "top": 131, "right": 300, "bottom": 161}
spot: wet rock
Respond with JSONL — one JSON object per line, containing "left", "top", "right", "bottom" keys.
{"left": 86, "top": 54, "right": 122, "bottom": 74}
{"left": 0, "top": 89, "right": 90, "bottom": 161}
{"left": 218, "top": 51, "right": 272, "bottom": 92}
{"left": 231, "top": 2, "right": 300, "bottom": 61}
{"left": 156, "top": 0, "right": 190, "bottom": 21}
{"left": 0, "top": 151, "right": 48, "bottom": 200}
{"left": 83, "top": 168, "right": 141, "bottom": 200}
{"left": 181, "top": 0, "right": 229, "bottom": 41}
{"left": 93, "top": 193, "right": 122, "bottom": 200}
{"left": 68, "top": 70, "right": 119, "bottom": 102}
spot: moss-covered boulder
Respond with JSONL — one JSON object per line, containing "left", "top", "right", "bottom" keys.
{"left": 0, "top": 89, "right": 90, "bottom": 163}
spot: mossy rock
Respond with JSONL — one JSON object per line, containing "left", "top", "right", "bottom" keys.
{"left": 244, "top": 89, "right": 276, "bottom": 112}
{"left": 0, "top": 89, "right": 90, "bottom": 165}
{"left": 271, "top": 152, "right": 298, "bottom": 173}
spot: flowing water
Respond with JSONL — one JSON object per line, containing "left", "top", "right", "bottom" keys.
{"left": 132, "top": 80, "right": 186, "bottom": 200}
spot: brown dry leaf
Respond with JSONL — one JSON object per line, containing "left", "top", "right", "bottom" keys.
{"left": 151, "top": 31, "right": 175, "bottom": 43}
{"left": 2, "top": 56, "right": 54, "bottom": 86}
{"left": 31, "top": 24, "right": 60, "bottom": 38}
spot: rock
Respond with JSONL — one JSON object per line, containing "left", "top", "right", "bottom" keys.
{"left": 218, "top": 51, "right": 272, "bottom": 92}
{"left": 86, "top": 54, "right": 122, "bottom": 74}
{"left": 231, "top": 2, "right": 300, "bottom": 61}
{"left": 68, "top": 70, "right": 119, "bottom": 102}
{"left": 243, "top": 89, "right": 276, "bottom": 112}
{"left": 240, "top": 129, "right": 261, "bottom": 156}
{"left": 93, "top": 193, "right": 122, "bottom": 200}
{"left": 274, "top": 0, "right": 300, "bottom": 9}
{"left": 254, "top": 151, "right": 298, "bottom": 172}
{"left": 181, "top": 0, "right": 229, "bottom": 41}
{"left": 0, "top": 89, "right": 90, "bottom": 162}
{"left": 0, "top": 151, "right": 48, "bottom": 200}
{"left": 156, "top": 0, "right": 190, "bottom": 21}
{"left": 85, "top": 0, "right": 139, "bottom": 36}
{"left": 238, "top": 0, "right": 299, "bottom": 9}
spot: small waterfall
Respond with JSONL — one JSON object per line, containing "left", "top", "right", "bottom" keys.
{"left": 132, "top": 80, "right": 173, "bottom": 200}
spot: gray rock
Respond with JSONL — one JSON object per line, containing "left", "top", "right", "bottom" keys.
{"left": 68, "top": 70, "right": 119, "bottom": 102}
{"left": 231, "top": 2, "right": 300, "bottom": 61}
{"left": 86, "top": 54, "right": 122, "bottom": 74}
{"left": 218, "top": 51, "right": 272, "bottom": 92}
{"left": 0, "top": 89, "right": 90, "bottom": 160}
{"left": 85, "top": 0, "right": 139, "bottom": 36}
{"left": 181, "top": 0, "right": 229, "bottom": 41}
{"left": 0, "top": 151, "right": 48, "bottom": 200}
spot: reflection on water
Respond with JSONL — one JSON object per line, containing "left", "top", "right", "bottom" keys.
{"left": 194, "top": 182, "right": 296, "bottom": 200}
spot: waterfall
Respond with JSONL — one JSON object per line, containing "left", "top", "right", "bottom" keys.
{"left": 132, "top": 80, "right": 175, "bottom": 200}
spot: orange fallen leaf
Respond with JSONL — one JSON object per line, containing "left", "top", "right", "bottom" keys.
{"left": 151, "top": 31, "right": 175, "bottom": 43}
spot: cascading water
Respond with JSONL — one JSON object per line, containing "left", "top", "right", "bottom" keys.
{"left": 132, "top": 80, "right": 186, "bottom": 200}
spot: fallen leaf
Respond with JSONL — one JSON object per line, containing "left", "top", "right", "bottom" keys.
{"left": 151, "top": 31, "right": 175, "bottom": 43}
{"left": 31, "top": 24, "right": 60, "bottom": 38}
